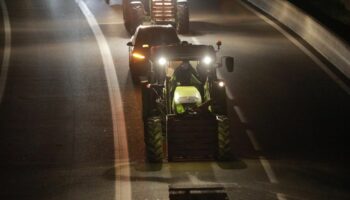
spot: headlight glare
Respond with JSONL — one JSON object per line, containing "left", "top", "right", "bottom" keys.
{"left": 158, "top": 57, "right": 167, "bottom": 66}
{"left": 202, "top": 56, "right": 212, "bottom": 65}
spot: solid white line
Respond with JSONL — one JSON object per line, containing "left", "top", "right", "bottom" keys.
{"left": 191, "top": 37, "right": 200, "bottom": 44}
{"left": 246, "top": 129, "right": 262, "bottom": 151}
{"left": 240, "top": 0, "right": 350, "bottom": 95}
{"left": 276, "top": 193, "right": 288, "bottom": 200}
{"left": 259, "top": 156, "right": 278, "bottom": 183}
{"left": 233, "top": 105, "right": 248, "bottom": 123}
{"left": 76, "top": 1, "right": 131, "bottom": 200}
{"left": 0, "top": 0, "right": 11, "bottom": 104}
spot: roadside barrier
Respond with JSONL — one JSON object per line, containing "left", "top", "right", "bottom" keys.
{"left": 245, "top": 0, "right": 350, "bottom": 79}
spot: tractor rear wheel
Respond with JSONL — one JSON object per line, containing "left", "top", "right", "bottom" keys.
{"left": 123, "top": 1, "right": 145, "bottom": 35}
{"left": 217, "top": 115, "right": 231, "bottom": 161}
{"left": 176, "top": 2, "right": 189, "bottom": 34}
{"left": 144, "top": 116, "right": 163, "bottom": 163}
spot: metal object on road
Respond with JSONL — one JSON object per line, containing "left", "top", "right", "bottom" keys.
{"left": 169, "top": 184, "right": 229, "bottom": 200}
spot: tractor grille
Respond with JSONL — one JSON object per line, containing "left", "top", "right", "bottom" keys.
{"left": 151, "top": 0, "right": 176, "bottom": 23}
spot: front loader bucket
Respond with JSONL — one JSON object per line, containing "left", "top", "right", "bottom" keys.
{"left": 166, "top": 114, "right": 218, "bottom": 161}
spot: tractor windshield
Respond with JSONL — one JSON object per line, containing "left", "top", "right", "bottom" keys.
{"left": 160, "top": 59, "right": 211, "bottom": 83}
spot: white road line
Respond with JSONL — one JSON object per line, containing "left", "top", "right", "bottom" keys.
{"left": 233, "top": 105, "right": 248, "bottom": 124}
{"left": 191, "top": 37, "right": 200, "bottom": 44}
{"left": 246, "top": 129, "right": 261, "bottom": 151}
{"left": 0, "top": 0, "right": 11, "bottom": 104}
{"left": 276, "top": 193, "right": 288, "bottom": 200}
{"left": 76, "top": 1, "right": 131, "bottom": 200}
{"left": 259, "top": 156, "right": 278, "bottom": 183}
{"left": 232, "top": 105, "right": 281, "bottom": 186}
{"left": 240, "top": 0, "right": 350, "bottom": 95}
{"left": 187, "top": 172, "right": 204, "bottom": 185}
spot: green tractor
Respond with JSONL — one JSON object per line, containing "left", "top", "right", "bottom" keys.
{"left": 122, "top": 0, "right": 189, "bottom": 35}
{"left": 141, "top": 42, "right": 234, "bottom": 162}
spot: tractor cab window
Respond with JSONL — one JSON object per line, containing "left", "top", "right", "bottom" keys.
{"left": 165, "top": 60, "right": 200, "bottom": 79}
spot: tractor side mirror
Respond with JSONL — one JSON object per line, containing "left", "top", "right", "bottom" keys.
{"left": 127, "top": 41, "right": 133, "bottom": 46}
{"left": 216, "top": 40, "right": 222, "bottom": 50}
{"left": 222, "top": 56, "right": 234, "bottom": 72}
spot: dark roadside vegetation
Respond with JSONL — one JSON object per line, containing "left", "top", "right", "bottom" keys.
{"left": 287, "top": 0, "right": 350, "bottom": 43}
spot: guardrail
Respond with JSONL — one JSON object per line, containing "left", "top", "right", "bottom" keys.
{"left": 245, "top": 0, "right": 350, "bottom": 79}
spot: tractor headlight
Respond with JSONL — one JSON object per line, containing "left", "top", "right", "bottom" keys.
{"left": 158, "top": 57, "right": 167, "bottom": 66}
{"left": 218, "top": 81, "right": 225, "bottom": 87}
{"left": 202, "top": 56, "right": 213, "bottom": 65}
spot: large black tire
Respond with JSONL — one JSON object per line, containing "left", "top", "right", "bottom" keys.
{"left": 141, "top": 83, "right": 151, "bottom": 120}
{"left": 141, "top": 81, "right": 160, "bottom": 119}
{"left": 176, "top": 3, "right": 189, "bottom": 34}
{"left": 142, "top": 0, "right": 150, "bottom": 14}
{"left": 144, "top": 117, "right": 163, "bottom": 163}
{"left": 123, "top": 1, "right": 145, "bottom": 35}
{"left": 217, "top": 115, "right": 231, "bottom": 161}
{"left": 211, "top": 83, "right": 228, "bottom": 115}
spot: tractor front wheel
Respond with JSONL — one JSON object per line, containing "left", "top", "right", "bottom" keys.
{"left": 144, "top": 116, "right": 163, "bottom": 163}
{"left": 217, "top": 115, "right": 231, "bottom": 161}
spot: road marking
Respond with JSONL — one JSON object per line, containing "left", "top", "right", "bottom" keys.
{"left": 259, "top": 156, "right": 278, "bottom": 183}
{"left": 0, "top": 0, "right": 11, "bottom": 104}
{"left": 233, "top": 105, "right": 248, "bottom": 123}
{"left": 276, "top": 193, "right": 288, "bottom": 200}
{"left": 246, "top": 129, "right": 261, "bottom": 151}
{"left": 191, "top": 37, "right": 200, "bottom": 44}
{"left": 76, "top": 1, "right": 131, "bottom": 200}
{"left": 240, "top": 0, "right": 350, "bottom": 95}
{"left": 232, "top": 105, "right": 281, "bottom": 186}
{"left": 187, "top": 172, "right": 204, "bottom": 185}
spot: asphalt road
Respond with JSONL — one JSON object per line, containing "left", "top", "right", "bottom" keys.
{"left": 0, "top": 0, "right": 349, "bottom": 199}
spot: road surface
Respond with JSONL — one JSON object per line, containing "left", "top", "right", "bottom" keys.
{"left": 0, "top": 0, "right": 349, "bottom": 199}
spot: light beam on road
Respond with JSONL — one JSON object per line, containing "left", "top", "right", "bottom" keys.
{"left": 0, "top": 0, "right": 11, "bottom": 104}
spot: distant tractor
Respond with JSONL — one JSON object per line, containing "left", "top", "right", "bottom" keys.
{"left": 122, "top": 0, "right": 189, "bottom": 35}
{"left": 141, "top": 42, "right": 234, "bottom": 162}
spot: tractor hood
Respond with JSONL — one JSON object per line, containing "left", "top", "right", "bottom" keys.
{"left": 173, "top": 86, "right": 202, "bottom": 105}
